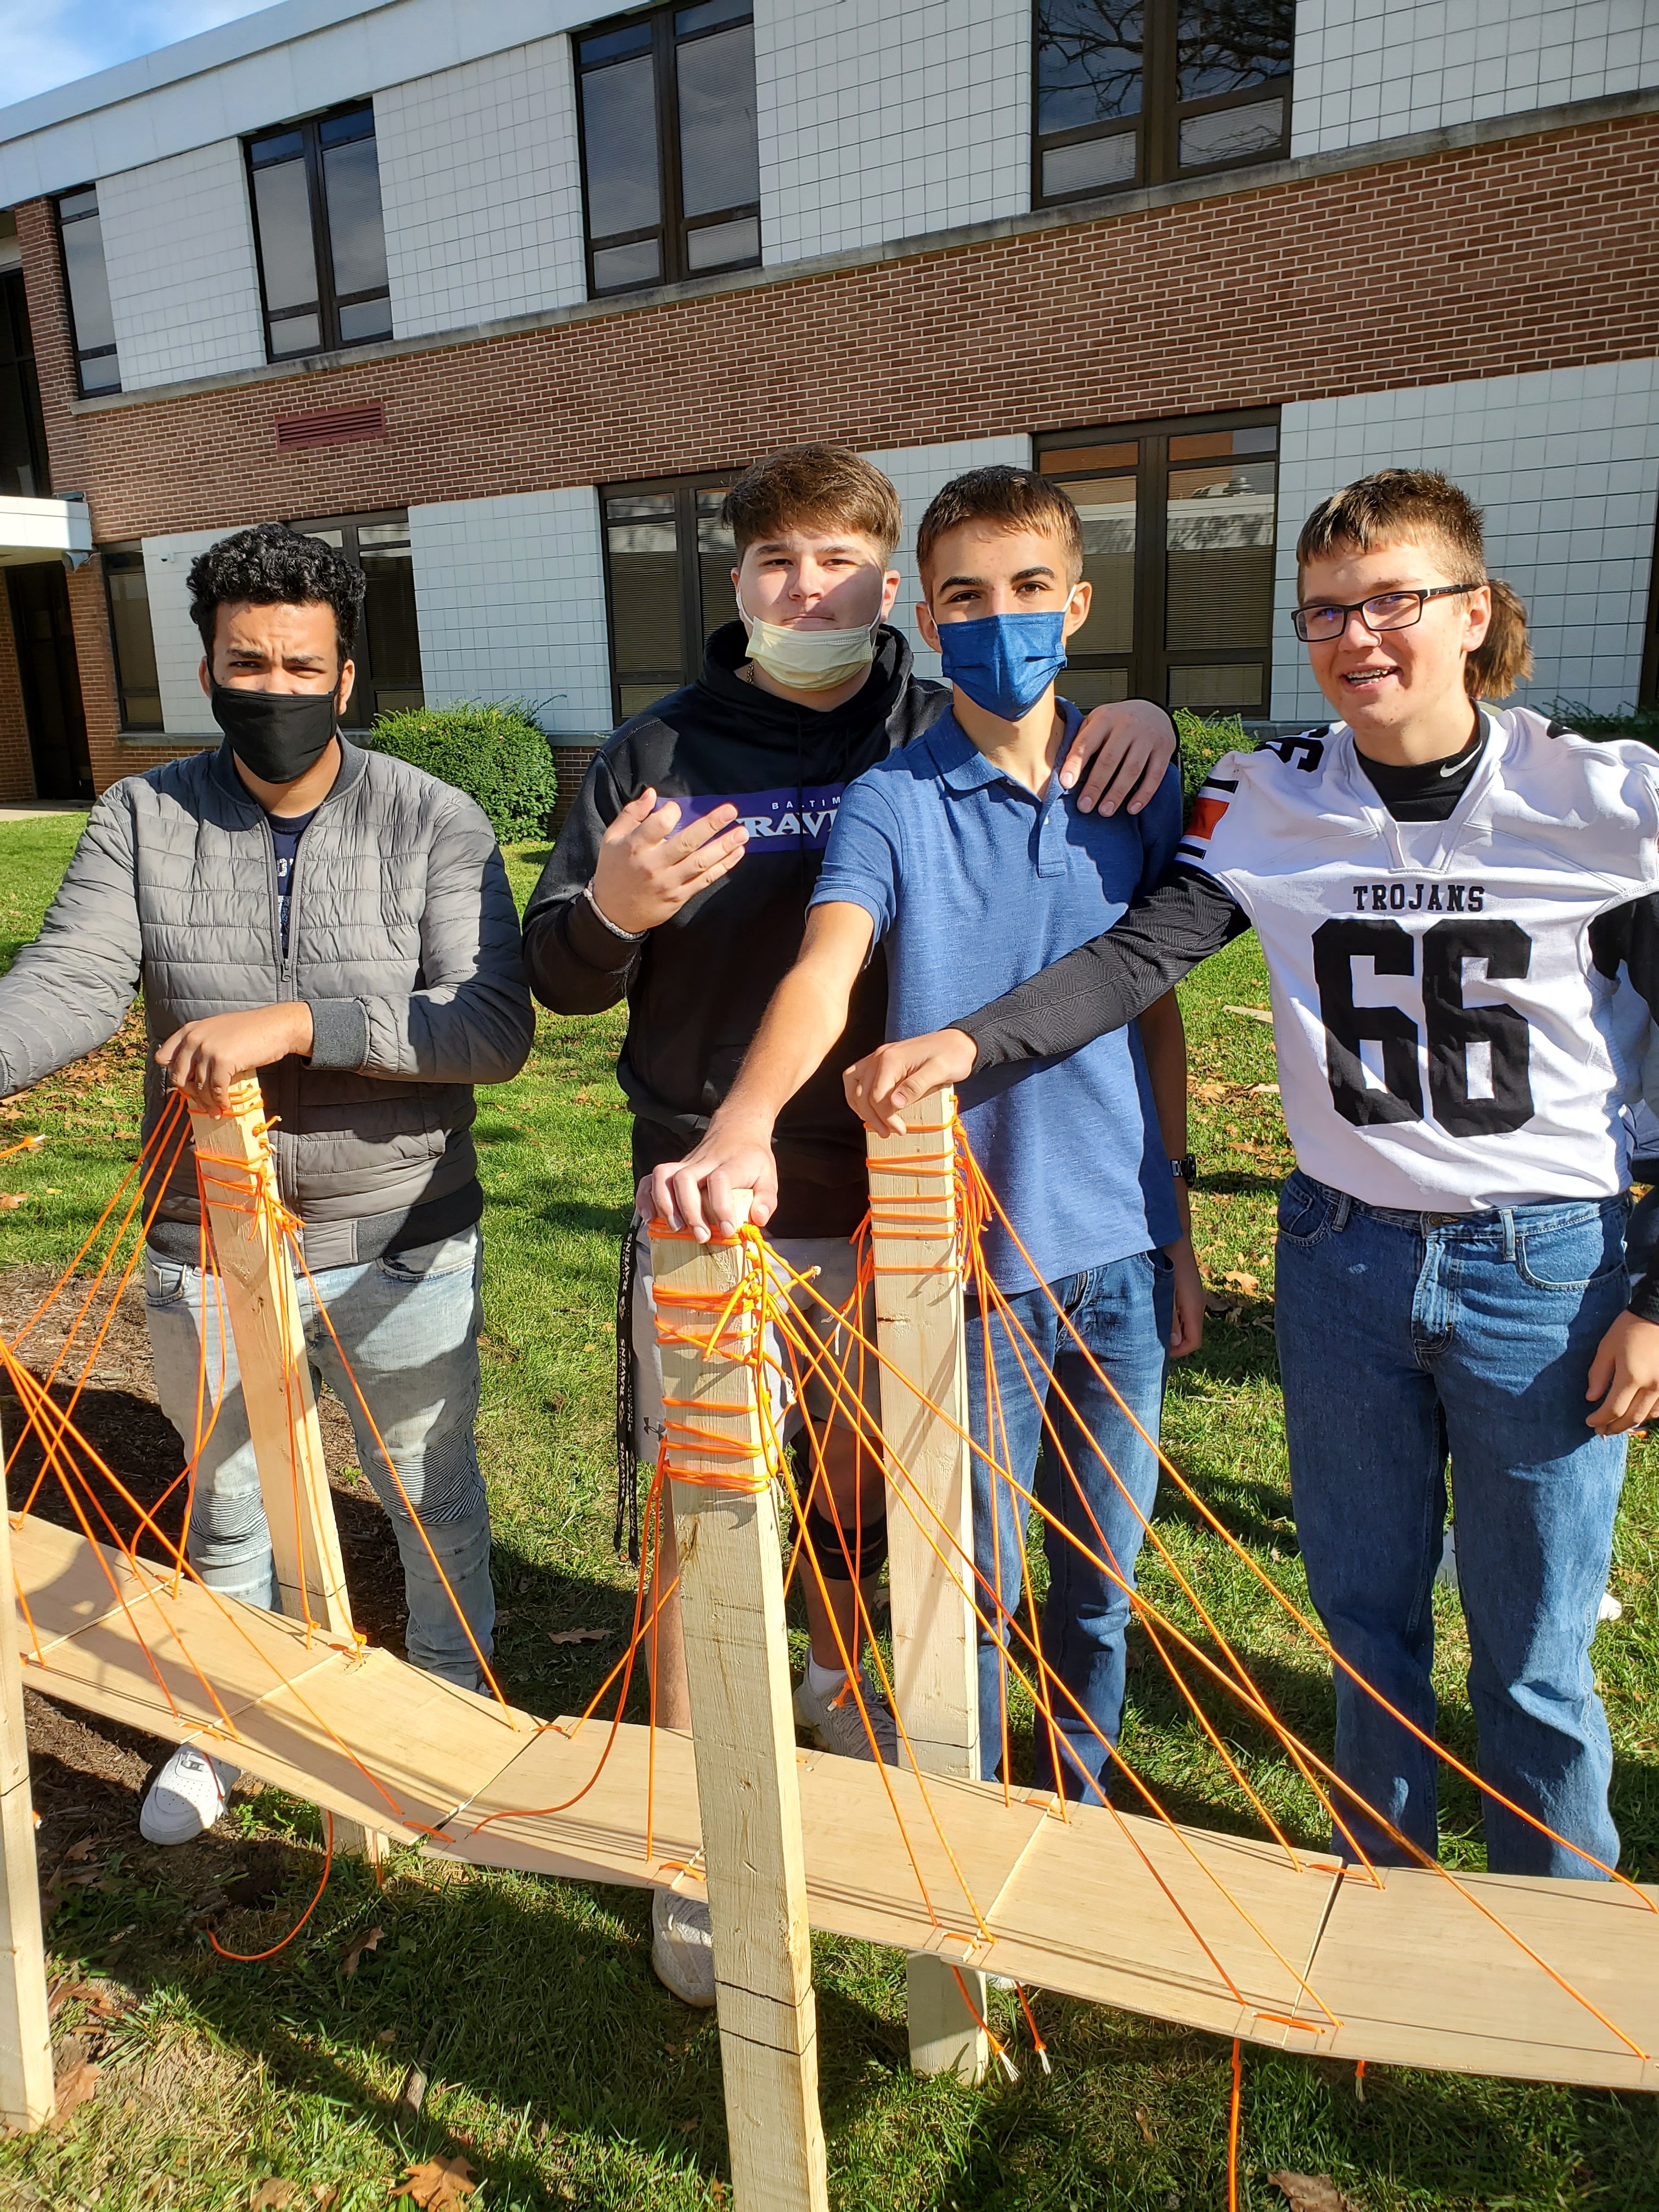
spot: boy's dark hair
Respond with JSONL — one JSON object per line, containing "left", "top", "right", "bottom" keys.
{"left": 721, "top": 445, "right": 902, "bottom": 563}
{"left": 187, "top": 522, "right": 367, "bottom": 663}
{"left": 1296, "top": 468, "right": 1532, "bottom": 699}
{"left": 915, "top": 467, "right": 1084, "bottom": 585}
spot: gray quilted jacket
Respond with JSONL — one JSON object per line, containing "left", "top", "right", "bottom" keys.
{"left": 0, "top": 740, "right": 534, "bottom": 1266}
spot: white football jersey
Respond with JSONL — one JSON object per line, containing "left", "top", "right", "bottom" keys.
{"left": 1180, "top": 707, "right": 1659, "bottom": 1210}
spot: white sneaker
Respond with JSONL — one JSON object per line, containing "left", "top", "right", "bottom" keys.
{"left": 139, "top": 1743, "right": 240, "bottom": 1846}
{"left": 652, "top": 1887, "right": 716, "bottom": 2008}
{"left": 793, "top": 1670, "right": 898, "bottom": 1763}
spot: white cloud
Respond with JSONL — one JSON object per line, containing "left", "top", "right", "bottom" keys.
{"left": 0, "top": 0, "right": 278, "bottom": 110}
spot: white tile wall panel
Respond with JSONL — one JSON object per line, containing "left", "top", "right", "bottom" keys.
{"left": 99, "top": 140, "right": 266, "bottom": 391}
{"left": 1271, "top": 360, "right": 1659, "bottom": 723}
{"left": 758, "top": 0, "right": 1030, "bottom": 262}
{"left": 376, "top": 36, "right": 587, "bottom": 339}
{"left": 143, "top": 527, "right": 256, "bottom": 738}
{"left": 409, "top": 488, "right": 613, "bottom": 735}
{"left": 861, "top": 436, "right": 1036, "bottom": 668}
{"left": 1291, "top": 0, "right": 1659, "bottom": 155}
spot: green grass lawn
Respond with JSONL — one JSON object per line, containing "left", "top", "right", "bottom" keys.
{"left": 2, "top": 812, "right": 1657, "bottom": 2209}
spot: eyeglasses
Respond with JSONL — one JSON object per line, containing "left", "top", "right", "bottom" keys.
{"left": 1291, "top": 584, "right": 1476, "bottom": 644}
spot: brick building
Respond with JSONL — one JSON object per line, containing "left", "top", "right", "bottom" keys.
{"left": 0, "top": 0, "right": 1656, "bottom": 806}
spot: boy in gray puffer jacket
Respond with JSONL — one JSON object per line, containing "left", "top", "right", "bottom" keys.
{"left": 0, "top": 523, "right": 533, "bottom": 1842}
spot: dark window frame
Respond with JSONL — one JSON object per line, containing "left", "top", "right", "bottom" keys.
{"left": 1038, "top": 405, "right": 1280, "bottom": 715}
{"left": 285, "top": 507, "right": 423, "bottom": 728}
{"left": 1031, "top": 1, "right": 1293, "bottom": 210}
{"left": 100, "top": 541, "right": 164, "bottom": 736}
{"left": 575, "top": 2, "right": 761, "bottom": 300}
{"left": 599, "top": 468, "right": 738, "bottom": 724}
{"left": 52, "top": 185, "right": 121, "bottom": 397}
{"left": 0, "top": 267, "right": 50, "bottom": 496}
{"left": 245, "top": 103, "right": 391, "bottom": 363}
{"left": 1642, "top": 509, "right": 1659, "bottom": 712}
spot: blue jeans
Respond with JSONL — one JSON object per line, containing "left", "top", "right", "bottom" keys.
{"left": 1273, "top": 1171, "right": 1627, "bottom": 1877}
{"left": 969, "top": 1252, "right": 1171, "bottom": 1800}
{"left": 144, "top": 1227, "right": 495, "bottom": 1691}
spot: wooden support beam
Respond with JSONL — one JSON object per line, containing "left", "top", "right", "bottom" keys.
{"left": 868, "top": 1087, "right": 990, "bottom": 2084}
{"left": 0, "top": 1421, "right": 56, "bottom": 2132}
{"left": 189, "top": 1079, "right": 379, "bottom": 1863}
{"left": 651, "top": 1215, "right": 830, "bottom": 2212}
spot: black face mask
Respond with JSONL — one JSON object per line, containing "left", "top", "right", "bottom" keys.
{"left": 211, "top": 682, "right": 338, "bottom": 786}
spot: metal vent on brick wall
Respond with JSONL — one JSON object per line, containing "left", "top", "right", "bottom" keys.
{"left": 274, "top": 403, "right": 385, "bottom": 451}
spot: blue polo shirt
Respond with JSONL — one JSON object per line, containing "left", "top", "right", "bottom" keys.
{"left": 811, "top": 701, "right": 1183, "bottom": 1295}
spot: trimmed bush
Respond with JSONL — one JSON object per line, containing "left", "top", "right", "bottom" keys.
{"left": 365, "top": 701, "right": 560, "bottom": 844}
{"left": 1545, "top": 700, "right": 1659, "bottom": 749}
{"left": 1174, "top": 708, "right": 1250, "bottom": 805}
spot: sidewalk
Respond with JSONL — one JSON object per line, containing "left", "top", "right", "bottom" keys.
{"left": 0, "top": 803, "right": 89, "bottom": 820}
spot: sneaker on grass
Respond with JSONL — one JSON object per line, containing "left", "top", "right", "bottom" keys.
{"left": 793, "top": 1670, "right": 898, "bottom": 1763}
{"left": 652, "top": 1888, "right": 715, "bottom": 2007}
{"left": 139, "top": 1743, "right": 240, "bottom": 1846}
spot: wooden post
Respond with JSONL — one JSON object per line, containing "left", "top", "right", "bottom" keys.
{"left": 867, "top": 1086, "right": 990, "bottom": 2084}
{"left": 651, "top": 1216, "right": 830, "bottom": 2212}
{"left": 0, "top": 1419, "right": 56, "bottom": 2131}
{"left": 189, "top": 1079, "right": 380, "bottom": 1861}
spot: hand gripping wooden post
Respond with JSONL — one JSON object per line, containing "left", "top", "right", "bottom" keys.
{"left": 867, "top": 1087, "right": 990, "bottom": 2084}
{"left": 188, "top": 1078, "right": 381, "bottom": 1861}
{"left": 650, "top": 1212, "right": 830, "bottom": 2212}
{"left": 0, "top": 1444, "right": 55, "bottom": 2132}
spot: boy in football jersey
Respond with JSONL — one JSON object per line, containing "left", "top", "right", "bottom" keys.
{"left": 650, "top": 466, "right": 1205, "bottom": 1804}
{"left": 847, "top": 469, "right": 1659, "bottom": 1878}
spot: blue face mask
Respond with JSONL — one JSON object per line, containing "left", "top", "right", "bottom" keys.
{"left": 935, "top": 610, "right": 1069, "bottom": 720}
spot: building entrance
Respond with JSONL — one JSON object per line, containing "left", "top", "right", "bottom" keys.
{"left": 5, "top": 563, "right": 93, "bottom": 801}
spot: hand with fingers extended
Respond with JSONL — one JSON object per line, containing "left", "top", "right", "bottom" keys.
{"left": 1058, "top": 697, "right": 1178, "bottom": 817}
{"left": 843, "top": 1028, "right": 978, "bottom": 1137}
{"left": 589, "top": 787, "right": 749, "bottom": 936}
{"left": 156, "top": 1003, "right": 314, "bottom": 1118}
{"left": 1585, "top": 1309, "right": 1659, "bottom": 1435}
{"left": 642, "top": 1108, "right": 779, "bottom": 1241}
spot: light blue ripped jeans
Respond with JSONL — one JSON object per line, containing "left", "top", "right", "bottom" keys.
{"left": 143, "top": 1226, "right": 494, "bottom": 1690}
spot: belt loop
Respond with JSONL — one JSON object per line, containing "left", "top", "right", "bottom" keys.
{"left": 1331, "top": 1192, "right": 1351, "bottom": 1232}
{"left": 1500, "top": 1207, "right": 1516, "bottom": 1261}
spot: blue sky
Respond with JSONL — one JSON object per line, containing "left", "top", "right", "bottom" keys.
{"left": 0, "top": 0, "right": 277, "bottom": 108}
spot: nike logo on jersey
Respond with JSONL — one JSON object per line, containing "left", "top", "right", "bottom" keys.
{"left": 1351, "top": 881, "right": 1487, "bottom": 913}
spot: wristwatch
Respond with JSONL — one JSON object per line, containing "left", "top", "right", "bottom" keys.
{"left": 1170, "top": 1153, "right": 1198, "bottom": 1186}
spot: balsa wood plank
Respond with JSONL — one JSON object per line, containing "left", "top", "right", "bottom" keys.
{"left": 0, "top": 1489, "right": 53, "bottom": 2132}
{"left": 651, "top": 1220, "right": 830, "bottom": 2212}
{"left": 867, "top": 1088, "right": 988, "bottom": 2080}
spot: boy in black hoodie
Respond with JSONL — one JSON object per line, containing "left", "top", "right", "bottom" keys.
{"left": 522, "top": 445, "right": 1174, "bottom": 1999}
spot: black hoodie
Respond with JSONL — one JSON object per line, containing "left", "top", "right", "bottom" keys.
{"left": 523, "top": 622, "right": 949, "bottom": 1235}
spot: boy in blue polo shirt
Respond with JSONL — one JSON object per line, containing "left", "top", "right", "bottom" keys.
{"left": 650, "top": 467, "right": 1204, "bottom": 1798}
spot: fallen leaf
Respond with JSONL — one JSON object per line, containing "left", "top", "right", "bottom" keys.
{"left": 64, "top": 1836, "right": 95, "bottom": 1864}
{"left": 1221, "top": 1270, "right": 1260, "bottom": 1295}
{"left": 251, "top": 2185, "right": 299, "bottom": 2211}
{"left": 0, "top": 1194, "right": 29, "bottom": 1210}
{"left": 313, "top": 2191, "right": 340, "bottom": 2210}
{"left": 375, "top": 2026, "right": 397, "bottom": 2045}
{"left": 1250, "top": 1081, "right": 1281, "bottom": 1095}
{"left": 340, "top": 1925, "right": 384, "bottom": 1977}
{"left": 1268, "top": 2175, "right": 1356, "bottom": 2212}
{"left": 548, "top": 1627, "right": 609, "bottom": 1646}
{"left": 1133, "top": 2104, "right": 1155, "bottom": 2144}
{"left": 1193, "top": 1080, "right": 1228, "bottom": 1101}
{"left": 1223, "top": 1003, "right": 1274, "bottom": 1026}
{"left": 392, "top": 2154, "right": 479, "bottom": 2208}
{"left": 50, "top": 2057, "right": 98, "bottom": 2126}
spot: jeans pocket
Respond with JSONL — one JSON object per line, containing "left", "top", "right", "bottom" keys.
{"left": 1276, "top": 1173, "right": 1333, "bottom": 1249}
{"left": 1515, "top": 1211, "right": 1623, "bottom": 1293}
{"left": 144, "top": 1261, "right": 191, "bottom": 1310}
{"left": 375, "top": 1228, "right": 480, "bottom": 1286}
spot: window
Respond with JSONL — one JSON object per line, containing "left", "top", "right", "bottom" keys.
{"left": 246, "top": 106, "right": 391, "bottom": 360}
{"left": 286, "top": 512, "right": 422, "bottom": 727}
{"left": 600, "top": 473, "right": 737, "bottom": 720}
{"left": 54, "top": 187, "right": 120, "bottom": 394}
{"left": 1033, "top": 0, "right": 1293, "bottom": 204}
{"left": 1038, "top": 411, "right": 1279, "bottom": 715}
{"left": 1642, "top": 509, "right": 1659, "bottom": 711}
{"left": 0, "top": 264, "right": 49, "bottom": 496}
{"left": 577, "top": 4, "right": 760, "bottom": 297}
{"left": 101, "top": 545, "right": 163, "bottom": 732}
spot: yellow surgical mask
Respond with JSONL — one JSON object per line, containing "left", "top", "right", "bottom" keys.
{"left": 737, "top": 593, "right": 881, "bottom": 692}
